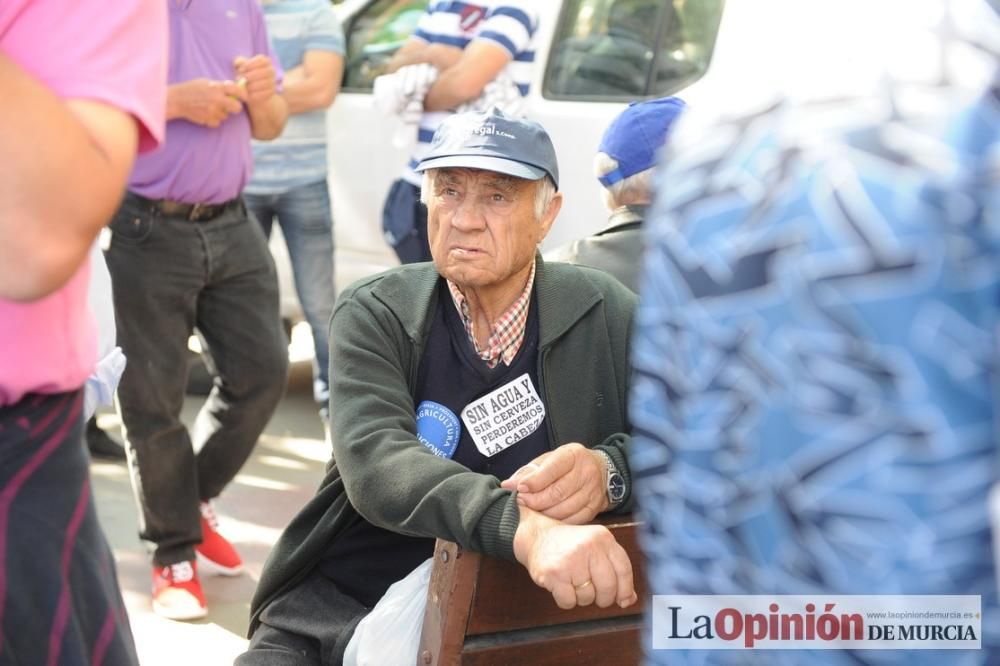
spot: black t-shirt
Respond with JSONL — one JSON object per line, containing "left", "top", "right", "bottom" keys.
{"left": 319, "top": 283, "right": 550, "bottom": 607}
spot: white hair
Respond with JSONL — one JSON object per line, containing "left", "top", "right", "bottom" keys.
{"left": 421, "top": 169, "right": 558, "bottom": 221}
{"left": 533, "top": 176, "right": 557, "bottom": 220}
{"left": 593, "top": 152, "right": 655, "bottom": 211}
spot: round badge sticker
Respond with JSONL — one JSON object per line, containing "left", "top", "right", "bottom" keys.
{"left": 415, "top": 400, "right": 461, "bottom": 459}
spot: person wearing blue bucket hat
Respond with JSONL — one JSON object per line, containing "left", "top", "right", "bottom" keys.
{"left": 243, "top": 107, "right": 640, "bottom": 664}
{"left": 548, "top": 96, "right": 686, "bottom": 292}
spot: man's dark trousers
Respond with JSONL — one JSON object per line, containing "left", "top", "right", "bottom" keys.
{"left": 105, "top": 194, "right": 289, "bottom": 566}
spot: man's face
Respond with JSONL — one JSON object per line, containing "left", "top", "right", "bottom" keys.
{"left": 427, "top": 168, "right": 560, "bottom": 290}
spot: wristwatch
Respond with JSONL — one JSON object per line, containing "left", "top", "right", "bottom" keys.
{"left": 597, "top": 450, "right": 626, "bottom": 509}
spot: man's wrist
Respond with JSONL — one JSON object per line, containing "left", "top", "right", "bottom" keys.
{"left": 513, "top": 507, "right": 537, "bottom": 565}
{"left": 165, "top": 83, "right": 187, "bottom": 121}
{"left": 597, "top": 449, "right": 626, "bottom": 511}
{"left": 513, "top": 506, "right": 550, "bottom": 566}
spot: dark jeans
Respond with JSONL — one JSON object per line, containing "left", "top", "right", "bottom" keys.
{"left": 0, "top": 391, "right": 138, "bottom": 665}
{"left": 237, "top": 568, "right": 368, "bottom": 666}
{"left": 105, "top": 194, "right": 288, "bottom": 566}
{"left": 381, "top": 179, "right": 430, "bottom": 264}
{"left": 245, "top": 181, "right": 334, "bottom": 408}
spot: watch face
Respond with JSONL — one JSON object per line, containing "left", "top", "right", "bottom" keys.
{"left": 608, "top": 472, "right": 626, "bottom": 502}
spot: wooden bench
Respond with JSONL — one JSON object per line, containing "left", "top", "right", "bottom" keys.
{"left": 417, "top": 517, "right": 647, "bottom": 665}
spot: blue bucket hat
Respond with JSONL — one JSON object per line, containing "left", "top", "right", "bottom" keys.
{"left": 415, "top": 107, "right": 560, "bottom": 189}
{"left": 597, "top": 96, "right": 686, "bottom": 187}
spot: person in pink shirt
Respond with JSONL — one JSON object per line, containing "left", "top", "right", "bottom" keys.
{"left": 0, "top": 1, "right": 166, "bottom": 663}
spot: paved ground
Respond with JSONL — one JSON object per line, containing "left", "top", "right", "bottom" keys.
{"left": 91, "top": 350, "right": 328, "bottom": 666}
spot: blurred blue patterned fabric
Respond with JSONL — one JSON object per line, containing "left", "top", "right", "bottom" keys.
{"left": 630, "top": 0, "right": 1000, "bottom": 663}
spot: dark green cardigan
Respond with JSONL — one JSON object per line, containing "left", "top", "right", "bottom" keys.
{"left": 249, "top": 257, "right": 637, "bottom": 633}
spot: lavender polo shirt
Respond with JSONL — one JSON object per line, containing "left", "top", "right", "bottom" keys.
{"left": 129, "top": 0, "right": 282, "bottom": 204}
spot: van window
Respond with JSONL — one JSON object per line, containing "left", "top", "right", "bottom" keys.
{"left": 544, "top": 0, "right": 724, "bottom": 100}
{"left": 342, "top": 0, "right": 429, "bottom": 91}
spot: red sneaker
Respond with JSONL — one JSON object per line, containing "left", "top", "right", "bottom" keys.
{"left": 152, "top": 561, "right": 207, "bottom": 621}
{"left": 195, "top": 501, "right": 243, "bottom": 576}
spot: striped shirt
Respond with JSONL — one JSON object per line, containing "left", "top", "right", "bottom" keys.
{"left": 246, "top": 0, "right": 345, "bottom": 194}
{"left": 402, "top": 0, "right": 538, "bottom": 186}
{"left": 447, "top": 260, "right": 535, "bottom": 368}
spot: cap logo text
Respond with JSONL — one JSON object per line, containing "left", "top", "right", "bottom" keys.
{"left": 473, "top": 123, "right": 516, "bottom": 140}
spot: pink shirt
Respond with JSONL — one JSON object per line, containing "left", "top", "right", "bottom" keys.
{"left": 0, "top": 0, "right": 167, "bottom": 406}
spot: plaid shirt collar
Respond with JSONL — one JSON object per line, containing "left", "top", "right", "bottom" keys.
{"left": 447, "top": 261, "right": 536, "bottom": 369}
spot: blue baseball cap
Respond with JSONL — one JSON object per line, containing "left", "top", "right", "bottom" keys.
{"left": 597, "top": 96, "right": 686, "bottom": 187}
{"left": 415, "top": 107, "right": 560, "bottom": 189}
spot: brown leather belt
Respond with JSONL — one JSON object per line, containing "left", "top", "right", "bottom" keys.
{"left": 125, "top": 192, "right": 242, "bottom": 222}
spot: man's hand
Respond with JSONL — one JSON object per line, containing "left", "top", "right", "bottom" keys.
{"left": 513, "top": 507, "right": 637, "bottom": 610}
{"left": 234, "top": 54, "right": 288, "bottom": 140}
{"left": 384, "top": 37, "right": 461, "bottom": 75}
{"left": 501, "top": 443, "right": 608, "bottom": 524}
{"left": 167, "top": 78, "right": 245, "bottom": 127}
{"left": 234, "top": 55, "right": 278, "bottom": 106}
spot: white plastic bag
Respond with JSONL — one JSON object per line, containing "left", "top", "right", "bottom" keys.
{"left": 84, "top": 241, "right": 126, "bottom": 419}
{"left": 372, "top": 64, "right": 440, "bottom": 150}
{"left": 343, "top": 558, "right": 434, "bottom": 666}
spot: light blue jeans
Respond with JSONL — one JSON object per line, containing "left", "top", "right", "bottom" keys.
{"left": 245, "top": 180, "right": 334, "bottom": 410}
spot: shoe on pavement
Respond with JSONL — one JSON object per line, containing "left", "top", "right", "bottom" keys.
{"left": 152, "top": 561, "right": 207, "bottom": 621}
{"left": 85, "top": 416, "right": 127, "bottom": 461}
{"left": 196, "top": 502, "right": 243, "bottom": 576}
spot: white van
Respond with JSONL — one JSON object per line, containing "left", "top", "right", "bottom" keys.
{"left": 271, "top": 0, "right": 726, "bottom": 318}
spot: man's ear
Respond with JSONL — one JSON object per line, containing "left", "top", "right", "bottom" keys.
{"left": 537, "top": 191, "right": 563, "bottom": 243}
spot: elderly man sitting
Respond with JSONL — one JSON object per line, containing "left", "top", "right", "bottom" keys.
{"left": 241, "top": 107, "right": 638, "bottom": 665}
